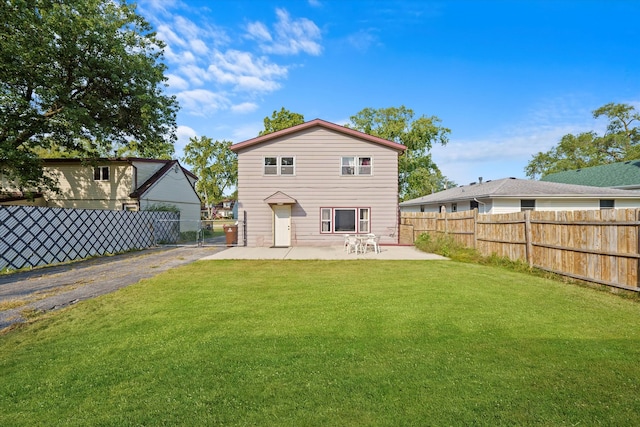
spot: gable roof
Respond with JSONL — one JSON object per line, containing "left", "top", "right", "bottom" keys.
{"left": 540, "top": 160, "right": 640, "bottom": 188}
{"left": 264, "top": 191, "right": 297, "bottom": 205}
{"left": 230, "top": 119, "right": 407, "bottom": 153}
{"left": 400, "top": 177, "right": 640, "bottom": 206}
{"left": 130, "top": 160, "right": 180, "bottom": 199}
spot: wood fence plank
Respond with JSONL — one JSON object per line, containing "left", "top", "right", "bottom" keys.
{"left": 401, "top": 208, "right": 639, "bottom": 292}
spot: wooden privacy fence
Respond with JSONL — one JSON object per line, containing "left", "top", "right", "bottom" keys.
{"left": 400, "top": 209, "right": 640, "bottom": 292}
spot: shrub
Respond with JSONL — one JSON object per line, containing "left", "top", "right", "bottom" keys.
{"left": 414, "top": 232, "right": 480, "bottom": 261}
{"left": 144, "top": 203, "right": 180, "bottom": 213}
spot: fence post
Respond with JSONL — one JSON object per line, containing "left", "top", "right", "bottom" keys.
{"left": 525, "top": 210, "right": 533, "bottom": 268}
{"left": 637, "top": 209, "right": 640, "bottom": 288}
{"left": 473, "top": 208, "right": 478, "bottom": 249}
{"left": 243, "top": 210, "right": 247, "bottom": 246}
{"left": 440, "top": 205, "right": 447, "bottom": 236}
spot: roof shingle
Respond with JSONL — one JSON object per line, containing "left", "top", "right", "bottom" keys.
{"left": 400, "top": 177, "right": 640, "bottom": 206}
{"left": 541, "top": 160, "right": 640, "bottom": 188}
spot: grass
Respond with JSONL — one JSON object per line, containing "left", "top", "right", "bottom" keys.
{"left": 1, "top": 260, "right": 639, "bottom": 425}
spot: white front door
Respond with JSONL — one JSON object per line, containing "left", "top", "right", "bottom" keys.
{"left": 273, "top": 205, "right": 291, "bottom": 247}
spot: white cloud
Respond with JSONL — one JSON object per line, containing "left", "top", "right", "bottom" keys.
{"left": 430, "top": 99, "right": 609, "bottom": 185}
{"left": 189, "top": 38, "right": 209, "bottom": 55}
{"left": 246, "top": 21, "right": 272, "bottom": 42}
{"left": 175, "top": 125, "right": 198, "bottom": 158}
{"left": 156, "top": 24, "right": 188, "bottom": 50}
{"left": 248, "top": 8, "right": 322, "bottom": 56}
{"left": 231, "top": 102, "right": 259, "bottom": 114}
{"left": 208, "top": 49, "right": 288, "bottom": 92}
{"left": 346, "top": 29, "right": 380, "bottom": 52}
{"left": 141, "top": 2, "right": 319, "bottom": 116}
{"left": 176, "top": 89, "right": 230, "bottom": 116}
{"left": 166, "top": 73, "right": 190, "bottom": 91}
{"left": 231, "top": 121, "right": 264, "bottom": 142}
{"left": 178, "top": 64, "right": 209, "bottom": 86}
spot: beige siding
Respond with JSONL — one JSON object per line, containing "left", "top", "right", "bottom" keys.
{"left": 401, "top": 205, "right": 422, "bottom": 213}
{"left": 612, "top": 198, "right": 640, "bottom": 208}
{"left": 236, "top": 127, "right": 401, "bottom": 246}
{"left": 0, "top": 197, "right": 47, "bottom": 207}
{"left": 491, "top": 199, "right": 519, "bottom": 213}
{"left": 535, "top": 198, "right": 597, "bottom": 211}
{"left": 44, "top": 162, "right": 135, "bottom": 210}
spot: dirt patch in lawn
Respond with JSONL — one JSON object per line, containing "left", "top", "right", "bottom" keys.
{"left": 0, "top": 246, "right": 223, "bottom": 332}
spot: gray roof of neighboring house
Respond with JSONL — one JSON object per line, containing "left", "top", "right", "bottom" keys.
{"left": 400, "top": 177, "right": 640, "bottom": 206}
{"left": 540, "top": 160, "right": 640, "bottom": 188}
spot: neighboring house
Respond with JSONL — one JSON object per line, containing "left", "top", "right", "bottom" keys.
{"left": 399, "top": 177, "right": 640, "bottom": 214}
{"left": 230, "top": 119, "right": 407, "bottom": 247}
{"left": 201, "top": 199, "right": 235, "bottom": 219}
{"left": 541, "top": 160, "right": 640, "bottom": 190}
{"left": 1, "top": 158, "right": 201, "bottom": 228}
{"left": 216, "top": 199, "right": 236, "bottom": 219}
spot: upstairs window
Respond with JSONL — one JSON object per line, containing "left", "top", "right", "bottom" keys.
{"left": 280, "top": 157, "right": 294, "bottom": 175}
{"left": 93, "top": 166, "right": 109, "bottom": 181}
{"left": 264, "top": 156, "right": 295, "bottom": 176}
{"left": 341, "top": 156, "right": 372, "bottom": 176}
{"left": 358, "top": 157, "right": 372, "bottom": 175}
{"left": 264, "top": 157, "right": 278, "bottom": 175}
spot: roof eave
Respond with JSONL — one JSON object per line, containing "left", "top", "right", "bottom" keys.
{"left": 230, "top": 119, "right": 407, "bottom": 153}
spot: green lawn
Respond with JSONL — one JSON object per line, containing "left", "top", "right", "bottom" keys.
{"left": 1, "top": 260, "right": 639, "bottom": 426}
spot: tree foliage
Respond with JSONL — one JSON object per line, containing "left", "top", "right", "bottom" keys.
{"left": 347, "top": 106, "right": 451, "bottom": 200}
{"left": 525, "top": 103, "right": 640, "bottom": 179}
{"left": 0, "top": 0, "right": 178, "bottom": 191}
{"left": 259, "top": 107, "right": 305, "bottom": 136}
{"left": 182, "top": 136, "right": 237, "bottom": 215}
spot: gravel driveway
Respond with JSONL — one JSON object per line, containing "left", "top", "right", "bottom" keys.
{"left": 0, "top": 246, "right": 223, "bottom": 331}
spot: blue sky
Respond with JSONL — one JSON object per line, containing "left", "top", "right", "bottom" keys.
{"left": 137, "top": 0, "right": 640, "bottom": 187}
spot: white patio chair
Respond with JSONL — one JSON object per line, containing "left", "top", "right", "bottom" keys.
{"left": 344, "top": 234, "right": 351, "bottom": 252}
{"left": 362, "top": 234, "right": 380, "bottom": 254}
{"left": 345, "top": 235, "right": 360, "bottom": 254}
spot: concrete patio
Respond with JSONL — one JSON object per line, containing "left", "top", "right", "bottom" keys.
{"left": 201, "top": 245, "right": 448, "bottom": 260}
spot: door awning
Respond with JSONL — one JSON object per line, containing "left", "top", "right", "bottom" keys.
{"left": 264, "top": 191, "right": 297, "bottom": 205}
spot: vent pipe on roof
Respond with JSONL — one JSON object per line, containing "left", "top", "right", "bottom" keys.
{"left": 479, "top": 177, "right": 483, "bottom": 184}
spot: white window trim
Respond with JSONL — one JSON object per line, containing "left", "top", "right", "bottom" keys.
{"left": 320, "top": 207, "right": 371, "bottom": 234}
{"left": 264, "top": 156, "right": 296, "bottom": 176}
{"left": 341, "top": 156, "right": 373, "bottom": 176}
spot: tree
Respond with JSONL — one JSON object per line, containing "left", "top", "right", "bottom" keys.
{"left": 0, "top": 0, "right": 178, "bottom": 192}
{"left": 182, "top": 136, "right": 237, "bottom": 218}
{"left": 525, "top": 103, "right": 640, "bottom": 179}
{"left": 347, "top": 106, "right": 451, "bottom": 200}
{"left": 259, "top": 108, "right": 305, "bottom": 135}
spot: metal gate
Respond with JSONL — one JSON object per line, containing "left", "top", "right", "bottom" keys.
{"left": 154, "top": 211, "right": 246, "bottom": 247}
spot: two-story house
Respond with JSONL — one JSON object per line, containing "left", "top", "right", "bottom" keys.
{"left": 1, "top": 158, "right": 202, "bottom": 229}
{"left": 230, "top": 119, "right": 406, "bottom": 247}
